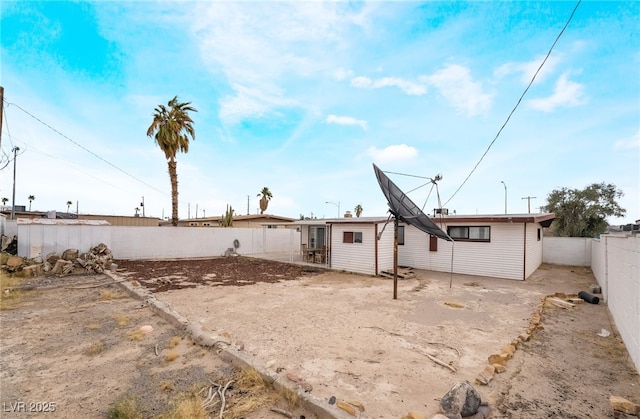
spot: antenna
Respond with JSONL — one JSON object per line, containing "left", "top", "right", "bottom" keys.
{"left": 373, "top": 164, "right": 453, "bottom": 299}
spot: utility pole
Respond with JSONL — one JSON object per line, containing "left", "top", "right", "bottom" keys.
{"left": 0, "top": 86, "right": 4, "bottom": 149}
{"left": 140, "top": 196, "right": 145, "bottom": 217}
{"left": 500, "top": 181, "right": 507, "bottom": 214}
{"left": 247, "top": 195, "right": 250, "bottom": 215}
{"left": 521, "top": 196, "right": 537, "bottom": 213}
{"left": 11, "top": 146, "right": 19, "bottom": 219}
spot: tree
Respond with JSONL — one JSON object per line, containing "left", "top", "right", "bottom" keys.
{"left": 147, "top": 96, "right": 197, "bottom": 226}
{"left": 1, "top": 197, "right": 8, "bottom": 206}
{"left": 66, "top": 200, "right": 73, "bottom": 213}
{"left": 354, "top": 204, "right": 363, "bottom": 217}
{"left": 545, "top": 182, "right": 626, "bottom": 237}
{"left": 28, "top": 195, "right": 35, "bottom": 211}
{"left": 257, "top": 187, "right": 273, "bottom": 214}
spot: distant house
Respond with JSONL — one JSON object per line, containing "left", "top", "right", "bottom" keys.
{"left": 291, "top": 213, "right": 555, "bottom": 281}
{"left": 172, "top": 214, "right": 296, "bottom": 228}
{"left": 0, "top": 209, "right": 159, "bottom": 227}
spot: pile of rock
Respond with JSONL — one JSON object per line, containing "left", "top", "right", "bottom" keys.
{"left": 44, "top": 243, "right": 114, "bottom": 275}
{"left": 1, "top": 243, "right": 115, "bottom": 277}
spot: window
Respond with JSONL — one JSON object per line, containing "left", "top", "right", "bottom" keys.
{"left": 398, "top": 226, "right": 405, "bottom": 245}
{"left": 189, "top": 222, "right": 198, "bottom": 227}
{"left": 429, "top": 235, "right": 438, "bottom": 251}
{"left": 537, "top": 228, "right": 541, "bottom": 241}
{"left": 343, "top": 231, "right": 363, "bottom": 243}
{"left": 447, "top": 226, "right": 490, "bottom": 242}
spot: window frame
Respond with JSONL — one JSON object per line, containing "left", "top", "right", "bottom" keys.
{"left": 343, "top": 231, "right": 363, "bottom": 244}
{"left": 446, "top": 226, "right": 491, "bottom": 242}
{"left": 397, "top": 225, "right": 405, "bottom": 245}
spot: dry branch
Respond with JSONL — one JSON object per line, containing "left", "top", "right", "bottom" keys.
{"left": 413, "top": 347, "right": 457, "bottom": 372}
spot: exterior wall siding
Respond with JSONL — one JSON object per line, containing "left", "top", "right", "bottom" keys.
{"left": 398, "top": 223, "right": 527, "bottom": 280}
{"left": 330, "top": 224, "right": 377, "bottom": 275}
{"left": 398, "top": 223, "right": 431, "bottom": 269}
{"left": 376, "top": 223, "right": 395, "bottom": 273}
{"left": 525, "top": 223, "right": 543, "bottom": 279}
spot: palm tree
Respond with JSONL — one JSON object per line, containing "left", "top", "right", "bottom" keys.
{"left": 147, "top": 96, "right": 197, "bottom": 226}
{"left": 355, "top": 204, "right": 363, "bottom": 217}
{"left": 257, "top": 187, "right": 273, "bottom": 214}
{"left": 28, "top": 195, "right": 35, "bottom": 211}
{"left": 66, "top": 200, "right": 73, "bottom": 213}
{"left": 1, "top": 197, "right": 8, "bottom": 207}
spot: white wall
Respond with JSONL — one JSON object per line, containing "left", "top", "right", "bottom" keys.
{"left": 398, "top": 223, "right": 528, "bottom": 280}
{"left": 13, "top": 224, "right": 299, "bottom": 260}
{"left": 330, "top": 223, "right": 378, "bottom": 275}
{"left": 525, "top": 223, "right": 543, "bottom": 279}
{"left": 111, "top": 227, "right": 298, "bottom": 259}
{"left": 17, "top": 224, "right": 111, "bottom": 261}
{"left": 591, "top": 238, "right": 607, "bottom": 298}
{"left": 543, "top": 237, "right": 591, "bottom": 266}
{"left": 592, "top": 235, "right": 640, "bottom": 372}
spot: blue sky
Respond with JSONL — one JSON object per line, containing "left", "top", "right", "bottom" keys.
{"left": 1, "top": 1, "right": 638, "bottom": 224}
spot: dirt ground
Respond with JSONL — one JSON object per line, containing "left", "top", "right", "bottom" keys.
{"left": 0, "top": 272, "right": 315, "bottom": 419}
{"left": 1, "top": 257, "right": 638, "bottom": 418}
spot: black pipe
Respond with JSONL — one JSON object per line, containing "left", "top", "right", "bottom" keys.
{"left": 578, "top": 291, "right": 600, "bottom": 304}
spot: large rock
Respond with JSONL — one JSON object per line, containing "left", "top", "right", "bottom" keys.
{"left": 62, "top": 248, "right": 79, "bottom": 261}
{"left": 440, "top": 381, "right": 482, "bottom": 418}
{"left": 46, "top": 253, "right": 60, "bottom": 265}
{"left": 610, "top": 395, "right": 639, "bottom": 415}
{"left": 6, "top": 256, "right": 24, "bottom": 272}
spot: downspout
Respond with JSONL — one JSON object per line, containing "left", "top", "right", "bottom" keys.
{"left": 523, "top": 223, "right": 527, "bottom": 280}
{"left": 374, "top": 223, "right": 379, "bottom": 275}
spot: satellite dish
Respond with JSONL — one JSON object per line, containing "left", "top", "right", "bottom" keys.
{"left": 373, "top": 164, "right": 452, "bottom": 242}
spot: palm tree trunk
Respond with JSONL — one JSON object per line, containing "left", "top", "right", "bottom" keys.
{"left": 168, "top": 159, "right": 179, "bottom": 226}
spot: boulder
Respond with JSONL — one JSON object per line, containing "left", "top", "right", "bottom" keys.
{"left": 46, "top": 253, "right": 60, "bottom": 265}
{"left": 6, "top": 255, "right": 24, "bottom": 272}
{"left": 62, "top": 248, "right": 79, "bottom": 261}
{"left": 609, "top": 395, "right": 639, "bottom": 415}
{"left": 439, "top": 381, "right": 482, "bottom": 418}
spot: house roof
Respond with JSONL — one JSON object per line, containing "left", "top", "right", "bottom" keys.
{"left": 182, "top": 214, "right": 296, "bottom": 223}
{"left": 264, "top": 213, "right": 556, "bottom": 227}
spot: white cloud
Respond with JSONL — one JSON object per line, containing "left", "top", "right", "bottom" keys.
{"left": 326, "top": 114, "right": 368, "bottom": 130}
{"left": 527, "top": 72, "right": 586, "bottom": 112}
{"left": 333, "top": 67, "right": 354, "bottom": 81}
{"left": 367, "top": 144, "right": 418, "bottom": 163}
{"left": 614, "top": 130, "right": 640, "bottom": 150}
{"left": 421, "top": 64, "right": 493, "bottom": 116}
{"left": 350, "top": 76, "right": 427, "bottom": 96}
{"left": 189, "top": 2, "right": 370, "bottom": 124}
{"left": 494, "top": 55, "right": 560, "bottom": 84}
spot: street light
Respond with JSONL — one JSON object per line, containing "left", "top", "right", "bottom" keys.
{"left": 11, "top": 147, "right": 19, "bottom": 220}
{"left": 500, "top": 181, "right": 507, "bottom": 214}
{"left": 325, "top": 201, "right": 340, "bottom": 218}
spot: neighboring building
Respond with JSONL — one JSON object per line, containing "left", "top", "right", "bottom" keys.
{"left": 288, "top": 213, "right": 555, "bottom": 281}
{"left": 0, "top": 210, "right": 159, "bottom": 227}
{"left": 171, "top": 214, "right": 296, "bottom": 228}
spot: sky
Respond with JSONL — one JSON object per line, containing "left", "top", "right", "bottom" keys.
{"left": 0, "top": 1, "right": 638, "bottom": 224}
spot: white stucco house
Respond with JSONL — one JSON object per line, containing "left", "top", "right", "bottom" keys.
{"left": 289, "top": 213, "right": 555, "bottom": 281}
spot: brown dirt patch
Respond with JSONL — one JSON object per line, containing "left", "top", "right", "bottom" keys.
{"left": 115, "top": 256, "right": 326, "bottom": 292}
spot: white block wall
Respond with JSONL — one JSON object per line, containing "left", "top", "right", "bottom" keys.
{"left": 591, "top": 238, "right": 607, "bottom": 298}
{"left": 13, "top": 224, "right": 299, "bottom": 260}
{"left": 543, "top": 237, "right": 591, "bottom": 266}
{"left": 592, "top": 235, "right": 640, "bottom": 372}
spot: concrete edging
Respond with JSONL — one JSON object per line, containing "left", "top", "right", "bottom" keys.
{"left": 105, "top": 270, "right": 353, "bottom": 419}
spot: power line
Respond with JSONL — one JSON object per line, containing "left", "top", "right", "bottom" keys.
{"left": 4, "top": 99, "right": 172, "bottom": 199}
{"left": 443, "top": 0, "right": 582, "bottom": 207}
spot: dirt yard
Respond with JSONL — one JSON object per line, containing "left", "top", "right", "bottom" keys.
{"left": 0, "top": 271, "right": 315, "bottom": 419}
{"left": 1, "top": 257, "right": 638, "bottom": 418}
